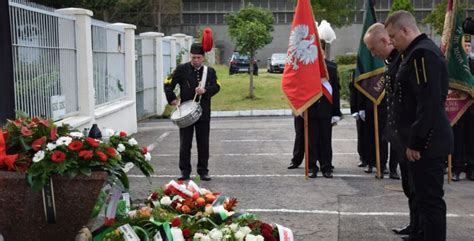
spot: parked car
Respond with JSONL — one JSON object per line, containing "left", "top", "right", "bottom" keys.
{"left": 228, "top": 52, "right": 258, "bottom": 75}
{"left": 267, "top": 53, "right": 286, "bottom": 73}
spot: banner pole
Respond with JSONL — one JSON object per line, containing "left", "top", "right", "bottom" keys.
{"left": 374, "top": 104, "right": 382, "bottom": 178}
{"left": 448, "top": 154, "right": 452, "bottom": 184}
{"left": 304, "top": 110, "right": 309, "bottom": 180}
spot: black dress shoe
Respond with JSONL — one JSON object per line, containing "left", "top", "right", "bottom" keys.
{"left": 178, "top": 175, "right": 190, "bottom": 181}
{"left": 392, "top": 224, "right": 410, "bottom": 235}
{"left": 468, "top": 171, "right": 474, "bottom": 181}
{"left": 401, "top": 235, "right": 420, "bottom": 241}
{"left": 323, "top": 172, "right": 333, "bottom": 178}
{"left": 452, "top": 173, "right": 461, "bottom": 182}
{"left": 200, "top": 174, "right": 212, "bottom": 181}
{"left": 358, "top": 161, "right": 367, "bottom": 167}
{"left": 390, "top": 172, "right": 401, "bottom": 180}
{"left": 287, "top": 163, "right": 299, "bottom": 169}
{"left": 309, "top": 172, "right": 317, "bottom": 178}
{"left": 364, "top": 166, "right": 373, "bottom": 173}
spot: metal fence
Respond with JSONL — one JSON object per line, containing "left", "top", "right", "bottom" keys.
{"left": 9, "top": 0, "right": 78, "bottom": 120}
{"left": 91, "top": 20, "right": 126, "bottom": 106}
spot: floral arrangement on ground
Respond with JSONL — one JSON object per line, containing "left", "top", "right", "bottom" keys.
{"left": 94, "top": 180, "right": 294, "bottom": 241}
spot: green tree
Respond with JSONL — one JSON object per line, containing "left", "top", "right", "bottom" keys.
{"left": 389, "top": 0, "right": 415, "bottom": 15}
{"left": 310, "top": 0, "right": 355, "bottom": 27}
{"left": 226, "top": 5, "right": 274, "bottom": 99}
{"left": 423, "top": 0, "right": 466, "bottom": 35}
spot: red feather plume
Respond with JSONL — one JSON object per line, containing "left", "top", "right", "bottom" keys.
{"left": 201, "top": 27, "right": 213, "bottom": 52}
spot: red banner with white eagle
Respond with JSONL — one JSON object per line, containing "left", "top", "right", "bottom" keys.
{"left": 281, "top": 0, "right": 327, "bottom": 115}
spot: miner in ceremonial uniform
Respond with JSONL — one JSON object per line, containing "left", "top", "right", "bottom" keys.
{"left": 288, "top": 39, "right": 342, "bottom": 179}
{"left": 364, "top": 22, "right": 417, "bottom": 238}
{"left": 385, "top": 11, "right": 453, "bottom": 241}
{"left": 164, "top": 29, "right": 220, "bottom": 181}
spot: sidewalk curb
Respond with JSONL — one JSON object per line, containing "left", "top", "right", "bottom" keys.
{"left": 211, "top": 108, "right": 351, "bottom": 117}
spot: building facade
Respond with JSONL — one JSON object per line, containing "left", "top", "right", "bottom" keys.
{"left": 161, "top": 0, "right": 474, "bottom": 65}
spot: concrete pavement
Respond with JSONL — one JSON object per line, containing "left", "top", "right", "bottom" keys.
{"left": 129, "top": 115, "right": 474, "bottom": 241}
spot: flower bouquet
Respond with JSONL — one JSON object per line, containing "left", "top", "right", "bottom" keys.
{"left": 0, "top": 115, "right": 154, "bottom": 241}
{"left": 1, "top": 115, "right": 154, "bottom": 190}
{"left": 94, "top": 180, "right": 294, "bottom": 241}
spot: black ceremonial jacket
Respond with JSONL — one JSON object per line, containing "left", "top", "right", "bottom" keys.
{"left": 394, "top": 34, "right": 453, "bottom": 158}
{"left": 164, "top": 62, "right": 220, "bottom": 121}
{"left": 308, "top": 59, "right": 342, "bottom": 119}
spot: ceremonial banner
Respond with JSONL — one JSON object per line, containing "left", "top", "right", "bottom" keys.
{"left": 445, "top": 89, "right": 473, "bottom": 126}
{"left": 354, "top": 0, "right": 386, "bottom": 105}
{"left": 281, "top": 0, "right": 327, "bottom": 115}
{"left": 442, "top": 0, "right": 474, "bottom": 96}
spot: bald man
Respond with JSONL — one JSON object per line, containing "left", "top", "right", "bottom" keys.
{"left": 364, "top": 22, "right": 416, "bottom": 237}
{"left": 385, "top": 11, "right": 453, "bottom": 241}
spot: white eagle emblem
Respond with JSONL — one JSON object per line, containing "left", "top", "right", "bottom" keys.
{"left": 286, "top": 24, "right": 318, "bottom": 70}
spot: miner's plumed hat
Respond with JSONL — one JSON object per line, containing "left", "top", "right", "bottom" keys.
{"left": 190, "top": 27, "right": 213, "bottom": 55}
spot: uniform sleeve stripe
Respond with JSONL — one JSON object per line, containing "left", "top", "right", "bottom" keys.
{"left": 414, "top": 60, "right": 420, "bottom": 85}
{"left": 217, "top": 80, "right": 221, "bottom": 86}
{"left": 421, "top": 57, "right": 428, "bottom": 83}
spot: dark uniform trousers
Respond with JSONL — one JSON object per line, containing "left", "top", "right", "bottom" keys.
{"left": 291, "top": 108, "right": 335, "bottom": 172}
{"left": 164, "top": 62, "right": 220, "bottom": 177}
{"left": 349, "top": 69, "right": 368, "bottom": 164}
{"left": 179, "top": 120, "right": 211, "bottom": 176}
{"left": 452, "top": 58, "right": 474, "bottom": 176}
{"left": 394, "top": 34, "right": 453, "bottom": 241}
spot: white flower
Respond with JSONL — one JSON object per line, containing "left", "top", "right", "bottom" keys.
{"left": 209, "top": 229, "right": 223, "bottom": 240}
{"left": 56, "top": 136, "right": 72, "bottom": 146}
{"left": 128, "top": 138, "right": 138, "bottom": 146}
{"left": 240, "top": 226, "right": 252, "bottom": 236}
{"left": 46, "top": 143, "right": 57, "bottom": 151}
{"left": 32, "top": 151, "right": 45, "bottom": 163}
{"left": 245, "top": 234, "right": 260, "bottom": 241}
{"left": 256, "top": 235, "right": 264, "bottom": 241}
{"left": 122, "top": 162, "right": 135, "bottom": 173}
{"left": 69, "top": 132, "right": 84, "bottom": 138}
{"left": 205, "top": 204, "right": 213, "bottom": 214}
{"left": 229, "top": 223, "right": 238, "bottom": 232}
{"left": 234, "top": 231, "right": 245, "bottom": 241}
{"left": 144, "top": 152, "right": 151, "bottom": 162}
{"left": 193, "top": 233, "right": 205, "bottom": 239}
{"left": 160, "top": 196, "right": 172, "bottom": 206}
{"left": 117, "top": 144, "right": 126, "bottom": 152}
{"left": 102, "top": 128, "right": 115, "bottom": 138}
{"left": 201, "top": 236, "right": 211, "bottom": 241}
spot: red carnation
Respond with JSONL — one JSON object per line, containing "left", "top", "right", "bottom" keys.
{"left": 164, "top": 188, "right": 172, "bottom": 196}
{"left": 79, "top": 150, "right": 93, "bottom": 160}
{"left": 20, "top": 126, "right": 32, "bottom": 136}
{"left": 50, "top": 127, "right": 58, "bottom": 141}
{"left": 96, "top": 151, "right": 108, "bottom": 162}
{"left": 142, "top": 147, "right": 148, "bottom": 154}
{"left": 85, "top": 137, "right": 100, "bottom": 148}
{"left": 171, "top": 217, "right": 181, "bottom": 227}
{"left": 51, "top": 150, "right": 66, "bottom": 163}
{"left": 150, "top": 192, "right": 159, "bottom": 200}
{"left": 105, "top": 147, "right": 116, "bottom": 156}
{"left": 31, "top": 137, "right": 47, "bottom": 151}
{"left": 182, "top": 228, "right": 190, "bottom": 238}
{"left": 119, "top": 131, "right": 127, "bottom": 137}
{"left": 68, "top": 140, "right": 83, "bottom": 151}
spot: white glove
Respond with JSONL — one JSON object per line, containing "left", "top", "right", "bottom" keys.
{"left": 358, "top": 110, "right": 366, "bottom": 121}
{"left": 331, "top": 116, "right": 341, "bottom": 124}
{"left": 351, "top": 112, "right": 360, "bottom": 120}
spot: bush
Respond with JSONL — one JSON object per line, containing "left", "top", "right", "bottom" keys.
{"left": 335, "top": 54, "right": 357, "bottom": 65}
{"left": 337, "top": 64, "right": 356, "bottom": 102}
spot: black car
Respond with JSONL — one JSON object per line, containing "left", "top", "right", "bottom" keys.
{"left": 267, "top": 53, "right": 286, "bottom": 73}
{"left": 228, "top": 52, "right": 258, "bottom": 75}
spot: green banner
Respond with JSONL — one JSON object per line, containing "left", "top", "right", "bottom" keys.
{"left": 447, "top": 11, "right": 474, "bottom": 96}
{"left": 354, "top": 0, "right": 386, "bottom": 105}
